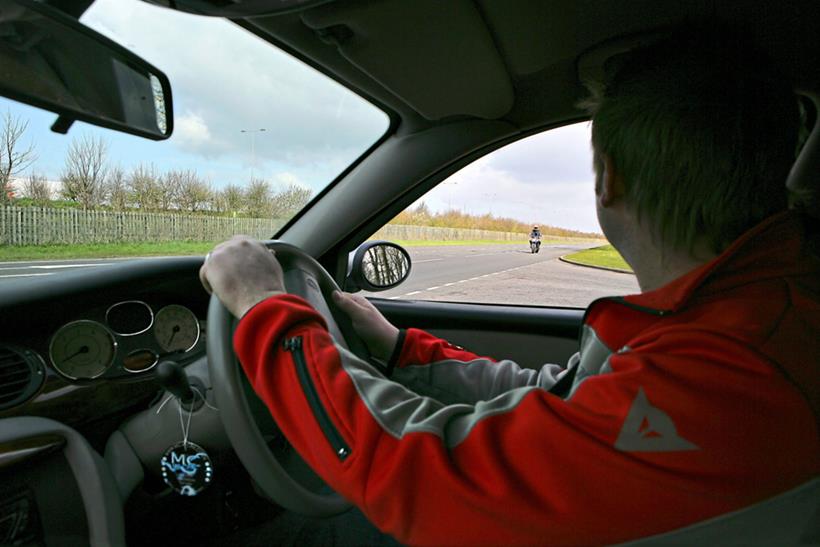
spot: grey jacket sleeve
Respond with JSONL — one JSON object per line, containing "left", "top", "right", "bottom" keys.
{"left": 390, "top": 352, "right": 578, "bottom": 405}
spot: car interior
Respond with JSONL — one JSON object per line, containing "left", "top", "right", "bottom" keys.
{"left": 0, "top": 0, "right": 818, "bottom": 545}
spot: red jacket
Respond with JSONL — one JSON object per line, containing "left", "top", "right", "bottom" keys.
{"left": 234, "top": 211, "right": 819, "bottom": 546}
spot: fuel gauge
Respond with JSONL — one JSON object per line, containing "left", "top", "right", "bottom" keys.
{"left": 154, "top": 305, "right": 200, "bottom": 353}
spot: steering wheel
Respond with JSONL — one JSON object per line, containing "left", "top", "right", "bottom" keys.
{"left": 207, "top": 241, "right": 367, "bottom": 516}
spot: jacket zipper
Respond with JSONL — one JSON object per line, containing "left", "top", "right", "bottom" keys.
{"left": 284, "top": 336, "right": 351, "bottom": 461}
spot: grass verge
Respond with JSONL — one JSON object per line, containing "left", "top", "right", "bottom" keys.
{"left": 0, "top": 241, "right": 219, "bottom": 261}
{"left": 0, "top": 237, "right": 607, "bottom": 261}
{"left": 562, "top": 244, "right": 633, "bottom": 272}
{"left": 389, "top": 238, "right": 601, "bottom": 247}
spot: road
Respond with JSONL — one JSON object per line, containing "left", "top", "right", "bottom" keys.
{"left": 0, "top": 257, "right": 134, "bottom": 279}
{"left": 0, "top": 245, "right": 640, "bottom": 308}
{"left": 0, "top": 257, "right": 179, "bottom": 289}
{"left": 364, "top": 243, "right": 639, "bottom": 308}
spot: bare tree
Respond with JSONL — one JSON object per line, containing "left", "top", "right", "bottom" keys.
{"left": 157, "top": 170, "right": 181, "bottom": 211}
{"left": 215, "top": 183, "right": 244, "bottom": 215}
{"left": 270, "top": 184, "right": 312, "bottom": 219}
{"left": 244, "top": 178, "right": 272, "bottom": 218}
{"left": 60, "top": 135, "right": 108, "bottom": 209}
{"left": 106, "top": 166, "right": 128, "bottom": 210}
{"left": 0, "top": 111, "right": 36, "bottom": 204}
{"left": 128, "top": 163, "right": 161, "bottom": 210}
{"left": 172, "top": 170, "right": 212, "bottom": 212}
{"left": 21, "top": 173, "right": 51, "bottom": 205}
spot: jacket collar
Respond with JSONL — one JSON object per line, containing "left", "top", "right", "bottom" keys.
{"left": 620, "top": 210, "right": 818, "bottom": 313}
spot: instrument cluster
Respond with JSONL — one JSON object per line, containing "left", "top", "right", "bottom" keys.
{"left": 48, "top": 301, "right": 203, "bottom": 381}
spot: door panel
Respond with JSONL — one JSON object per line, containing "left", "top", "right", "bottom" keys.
{"left": 369, "top": 298, "right": 583, "bottom": 369}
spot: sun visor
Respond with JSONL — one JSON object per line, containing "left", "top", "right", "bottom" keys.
{"left": 301, "top": 0, "right": 514, "bottom": 121}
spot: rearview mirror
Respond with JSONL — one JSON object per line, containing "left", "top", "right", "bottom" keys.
{"left": 0, "top": 0, "right": 173, "bottom": 140}
{"left": 346, "top": 241, "right": 412, "bottom": 292}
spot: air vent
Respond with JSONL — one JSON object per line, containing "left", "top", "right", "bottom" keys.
{"left": 0, "top": 346, "right": 45, "bottom": 411}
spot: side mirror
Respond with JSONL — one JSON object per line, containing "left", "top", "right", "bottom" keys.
{"left": 346, "top": 241, "right": 411, "bottom": 292}
{"left": 0, "top": 0, "right": 173, "bottom": 140}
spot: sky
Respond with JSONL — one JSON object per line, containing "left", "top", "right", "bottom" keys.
{"left": 3, "top": 0, "right": 601, "bottom": 233}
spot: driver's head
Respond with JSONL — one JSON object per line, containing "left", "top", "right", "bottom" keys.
{"left": 581, "top": 23, "right": 799, "bottom": 256}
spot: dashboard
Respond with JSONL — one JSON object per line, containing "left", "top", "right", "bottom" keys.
{"left": 0, "top": 257, "right": 210, "bottom": 435}
{"left": 49, "top": 301, "right": 202, "bottom": 380}
{"left": 0, "top": 257, "right": 224, "bottom": 545}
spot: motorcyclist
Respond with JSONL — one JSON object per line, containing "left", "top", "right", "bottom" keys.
{"left": 529, "top": 225, "right": 541, "bottom": 252}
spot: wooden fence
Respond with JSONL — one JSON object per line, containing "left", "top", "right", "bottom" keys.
{"left": 0, "top": 206, "right": 285, "bottom": 245}
{"left": 373, "top": 224, "right": 527, "bottom": 242}
{"left": 0, "top": 206, "right": 546, "bottom": 246}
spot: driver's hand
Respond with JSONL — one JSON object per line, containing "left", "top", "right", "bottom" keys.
{"left": 332, "top": 291, "right": 399, "bottom": 361}
{"left": 199, "top": 235, "right": 285, "bottom": 318}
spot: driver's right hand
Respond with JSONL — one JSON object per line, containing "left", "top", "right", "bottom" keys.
{"left": 332, "top": 291, "right": 400, "bottom": 361}
{"left": 200, "top": 235, "right": 285, "bottom": 319}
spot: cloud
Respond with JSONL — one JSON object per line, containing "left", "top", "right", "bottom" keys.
{"left": 419, "top": 124, "right": 601, "bottom": 233}
{"left": 485, "top": 122, "right": 595, "bottom": 183}
{"left": 174, "top": 112, "right": 216, "bottom": 152}
{"left": 81, "top": 0, "right": 389, "bottom": 182}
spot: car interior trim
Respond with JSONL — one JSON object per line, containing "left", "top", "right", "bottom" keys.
{"left": 0, "top": 416, "right": 126, "bottom": 546}
{"left": 617, "top": 478, "right": 820, "bottom": 546}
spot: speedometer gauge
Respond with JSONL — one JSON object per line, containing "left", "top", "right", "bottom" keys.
{"left": 154, "top": 305, "right": 200, "bottom": 353}
{"left": 49, "top": 320, "right": 117, "bottom": 380}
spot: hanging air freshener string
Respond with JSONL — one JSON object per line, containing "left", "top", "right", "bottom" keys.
{"left": 156, "top": 386, "right": 218, "bottom": 415}
{"left": 177, "top": 397, "right": 193, "bottom": 449}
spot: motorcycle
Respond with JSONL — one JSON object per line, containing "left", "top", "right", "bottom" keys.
{"left": 529, "top": 236, "right": 541, "bottom": 253}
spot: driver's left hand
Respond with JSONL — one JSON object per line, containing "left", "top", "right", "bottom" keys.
{"left": 199, "top": 235, "right": 285, "bottom": 318}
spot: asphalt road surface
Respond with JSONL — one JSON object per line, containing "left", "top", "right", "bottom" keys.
{"left": 364, "top": 243, "right": 639, "bottom": 308}
{"left": 0, "top": 257, "right": 132, "bottom": 279}
{"left": 0, "top": 245, "right": 640, "bottom": 308}
{"left": 0, "top": 257, "right": 178, "bottom": 290}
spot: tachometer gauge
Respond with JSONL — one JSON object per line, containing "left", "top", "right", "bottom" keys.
{"left": 154, "top": 305, "right": 200, "bottom": 353}
{"left": 49, "top": 320, "right": 117, "bottom": 380}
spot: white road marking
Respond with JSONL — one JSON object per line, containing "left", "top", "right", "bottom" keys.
{"left": 0, "top": 273, "right": 54, "bottom": 278}
{"left": 0, "top": 256, "right": 181, "bottom": 266}
{"left": 413, "top": 258, "right": 444, "bottom": 263}
{"left": 388, "top": 253, "right": 566, "bottom": 298}
{"left": 33, "top": 263, "right": 115, "bottom": 270}
{"left": 0, "top": 262, "right": 114, "bottom": 271}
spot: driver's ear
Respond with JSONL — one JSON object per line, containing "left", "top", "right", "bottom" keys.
{"left": 597, "top": 154, "right": 626, "bottom": 207}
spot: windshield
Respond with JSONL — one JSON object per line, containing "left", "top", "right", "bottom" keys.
{"left": 0, "top": 0, "right": 388, "bottom": 278}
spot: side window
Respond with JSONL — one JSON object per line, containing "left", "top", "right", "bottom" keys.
{"left": 368, "top": 122, "right": 639, "bottom": 308}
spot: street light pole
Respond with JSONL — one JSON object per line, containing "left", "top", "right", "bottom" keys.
{"left": 240, "top": 128, "right": 266, "bottom": 180}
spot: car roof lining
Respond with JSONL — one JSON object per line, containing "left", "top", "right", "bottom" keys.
{"left": 240, "top": 0, "right": 820, "bottom": 139}
{"left": 299, "top": 0, "right": 515, "bottom": 121}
